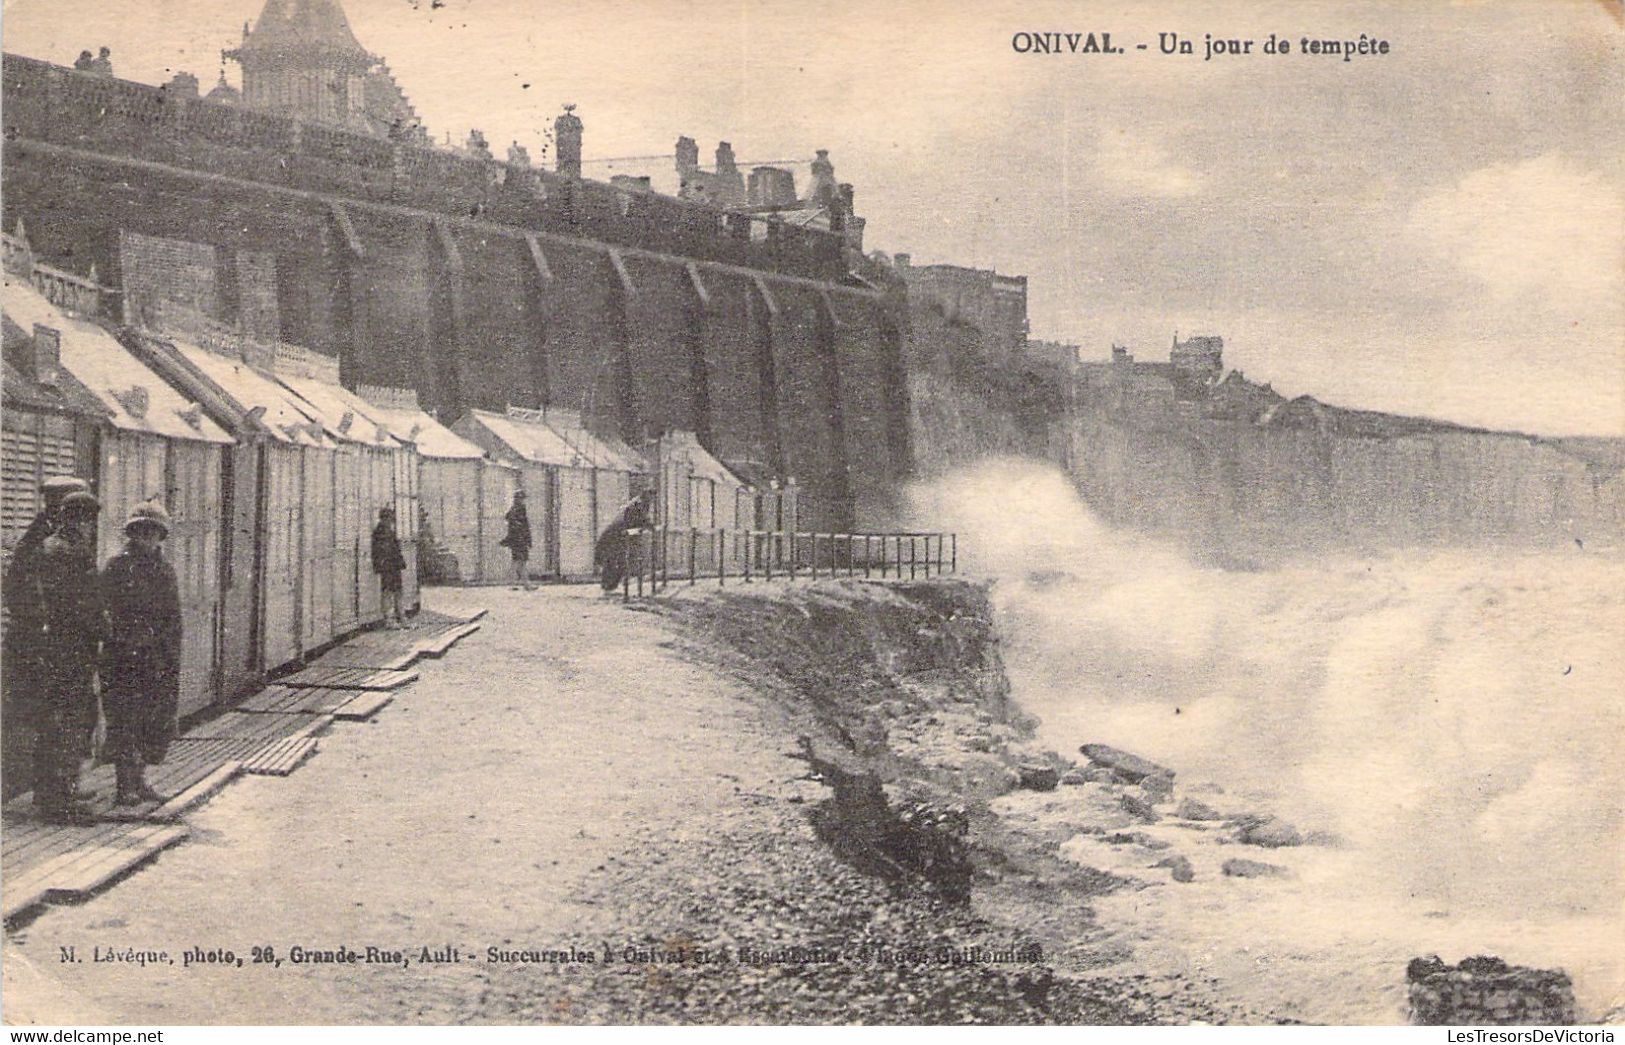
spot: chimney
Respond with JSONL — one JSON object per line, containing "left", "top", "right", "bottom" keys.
{"left": 30, "top": 324, "right": 61, "bottom": 386}
{"left": 807, "top": 148, "right": 837, "bottom": 207}
{"left": 747, "top": 166, "right": 797, "bottom": 207}
{"left": 554, "top": 104, "right": 583, "bottom": 179}
{"left": 714, "top": 141, "right": 737, "bottom": 174}
{"left": 675, "top": 136, "right": 699, "bottom": 174}
{"left": 894, "top": 253, "right": 911, "bottom": 269}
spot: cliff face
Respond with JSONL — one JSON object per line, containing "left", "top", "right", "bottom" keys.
{"left": 899, "top": 305, "right": 1623, "bottom": 557}
{"left": 902, "top": 304, "right": 1070, "bottom": 481}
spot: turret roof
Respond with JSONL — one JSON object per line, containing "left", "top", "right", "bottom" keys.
{"left": 235, "top": 0, "right": 370, "bottom": 57}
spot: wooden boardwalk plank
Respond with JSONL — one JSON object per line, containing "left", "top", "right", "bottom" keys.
{"left": 4, "top": 823, "right": 189, "bottom": 920}
{"left": 241, "top": 738, "right": 317, "bottom": 777}
{"left": 332, "top": 692, "right": 393, "bottom": 722}
{"left": 181, "top": 711, "right": 324, "bottom": 743}
{"left": 145, "top": 762, "right": 245, "bottom": 821}
{"left": 415, "top": 621, "right": 482, "bottom": 658}
{"left": 283, "top": 666, "right": 418, "bottom": 691}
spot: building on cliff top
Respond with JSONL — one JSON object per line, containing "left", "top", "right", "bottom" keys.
{"left": 221, "top": 0, "right": 427, "bottom": 143}
{"left": 891, "top": 253, "right": 1029, "bottom": 362}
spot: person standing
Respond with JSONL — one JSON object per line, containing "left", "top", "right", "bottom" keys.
{"left": 30, "top": 490, "right": 104, "bottom": 823}
{"left": 498, "top": 489, "right": 534, "bottom": 591}
{"left": 100, "top": 502, "right": 181, "bottom": 807}
{"left": 371, "top": 506, "right": 407, "bottom": 629}
{"left": 4, "top": 476, "right": 91, "bottom": 673}
{"left": 595, "top": 489, "right": 654, "bottom": 592}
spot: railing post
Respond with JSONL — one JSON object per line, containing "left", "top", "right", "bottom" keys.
{"left": 864, "top": 535, "right": 872, "bottom": 578}
{"left": 765, "top": 532, "right": 773, "bottom": 582}
{"left": 789, "top": 531, "right": 797, "bottom": 581}
{"left": 623, "top": 536, "right": 631, "bottom": 602}
{"left": 689, "top": 529, "right": 697, "bottom": 585}
{"left": 910, "top": 535, "right": 917, "bottom": 579}
{"left": 951, "top": 533, "right": 957, "bottom": 574}
{"left": 718, "top": 530, "right": 726, "bottom": 587}
{"left": 661, "top": 527, "right": 670, "bottom": 590}
{"left": 745, "top": 531, "right": 753, "bottom": 583}
{"left": 936, "top": 533, "right": 944, "bottom": 575}
{"left": 635, "top": 529, "right": 645, "bottom": 598}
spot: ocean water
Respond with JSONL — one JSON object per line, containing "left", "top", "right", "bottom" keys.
{"left": 907, "top": 458, "right": 1624, "bottom": 1023}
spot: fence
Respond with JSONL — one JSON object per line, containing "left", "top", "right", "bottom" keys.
{"left": 619, "top": 528, "right": 958, "bottom": 599}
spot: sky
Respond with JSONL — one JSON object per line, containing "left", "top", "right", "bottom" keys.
{"left": 4, "top": 0, "right": 1622, "bottom": 436}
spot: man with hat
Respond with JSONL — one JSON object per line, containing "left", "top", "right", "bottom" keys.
{"left": 498, "top": 489, "right": 534, "bottom": 591}
{"left": 100, "top": 500, "right": 182, "bottom": 807}
{"left": 29, "top": 488, "right": 104, "bottom": 823}
{"left": 370, "top": 505, "right": 407, "bottom": 629}
{"left": 4, "top": 475, "right": 92, "bottom": 687}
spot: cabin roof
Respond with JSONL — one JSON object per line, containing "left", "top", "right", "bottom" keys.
{"left": 1, "top": 281, "right": 230, "bottom": 443}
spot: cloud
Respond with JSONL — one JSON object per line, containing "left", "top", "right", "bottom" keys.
{"left": 1408, "top": 153, "right": 1624, "bottom": 317}
{"left": 1091, "top": 128, "right": 1204, "bottom": 199}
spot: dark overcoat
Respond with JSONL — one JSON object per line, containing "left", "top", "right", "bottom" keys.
{"left": 100, "top": 543, "right": 182, "bottom": 765}
{"left": 500, "top": 503, "right": 532, "bottom": 559}
{"left": 594, "top": 497, "right": 652, "bottom": 591}
{"left": 32, "top": 529, "right": 103, "bottom": 767}
{"left": 371, "top": 521, "right": 406, "bottom": 593}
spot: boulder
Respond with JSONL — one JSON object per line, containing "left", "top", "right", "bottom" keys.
{"left": 1082, "top": 766, "right": 1118, "bottom": 784}
{"left": 1222, "top": 858, "right": 1290, "bottom": 879}
{"left": 1156, "top": 855, "right": 1195, "bottom": 882}
{"left": 1139, "top": 773, "right": 1175, "bottom": 802}
{"left": 1016, "top": 764, "right": 1060, "bottom": 792}
{"left": 1079, "top": 743, "right": 1175, "bottom": 784}
{"left": 1175, "top": 797, "right": 1225, "bottom": 821}
{"left": 1235, "top": 815, "right": 1303, "bottom": 848}
{"left": 1119, "top": 792, "right": 1160, "bottom": 823}
{"left": 1059, "top": 768, "right": 1089, "bottom": 786}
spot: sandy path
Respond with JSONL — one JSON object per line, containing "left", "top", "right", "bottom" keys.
{"left": 3, "top": 586, "right": 789, "bottom": 1025}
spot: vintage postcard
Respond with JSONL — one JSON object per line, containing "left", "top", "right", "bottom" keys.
{"left": 1, "top": 0, "right": 1620, "bottom": 1030}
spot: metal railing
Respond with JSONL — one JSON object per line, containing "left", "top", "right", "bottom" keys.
{"left": 619, "top": 528, "right": 958, "bottom": 599}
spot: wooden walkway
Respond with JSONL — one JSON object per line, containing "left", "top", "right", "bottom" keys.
{"left": 2, "top": 607, "right": 484, "bottom": 922}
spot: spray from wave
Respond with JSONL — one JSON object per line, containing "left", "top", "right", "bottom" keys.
{"left": 906, "top": 457, "right": 1624, "bottom": 1018}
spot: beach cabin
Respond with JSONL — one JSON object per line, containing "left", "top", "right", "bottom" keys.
{"left": 542, "top": 409, "right": 651, "bottom": 577}
{"left": 647, "top": 430, "right": 748, "bottom": 534}
{"left": 273, "top": 353, "right": 421, "bottom": 622}
{"left": 450, "top": 408, "right": 584, "bottom": 579}
{"left": 358, "top": 385, "right": 518, "bottom": 585}
{"left": 1, "top": 258, "right": 112, "bottom": 801}
{"left": 128, "top": 315, "right": 337, "bottom": 678}
{"left": 1, "top": 277, "right": 234, "bottom": 720}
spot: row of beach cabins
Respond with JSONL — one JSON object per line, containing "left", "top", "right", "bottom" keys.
{"left": 1, "top": 238, "right": 793, "bottom": 766}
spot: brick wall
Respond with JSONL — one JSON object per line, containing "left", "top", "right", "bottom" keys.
{"left": 3, "top": 130, "right": 910, "bottom": 528}
{"left": 119, "top": 230, "right": 219, "bottom": 319}
{"left": 235, "top": 249, "right": 280, "bottom": 341}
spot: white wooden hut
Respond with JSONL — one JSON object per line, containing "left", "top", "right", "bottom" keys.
{"left": 1, "top": 279, "right": 234, "bottom": 719}
{"left": 358, "top": 385, "right": 518, "bottom": 585}
{"left": 541, "top": 409, "right": 652, "bottom": 577}
{"left": 647, "top": 430, "right": 747, "bottom": 533}
{"left": 132, "top": 319, "right": 337, "bottom": 674}
{"left": 451, "top": 408, "right": 581, "bottom": 578}
{"left": 273, "top": 355, "right": 420, "bottom": 622}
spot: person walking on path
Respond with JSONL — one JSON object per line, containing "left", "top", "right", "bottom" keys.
{"left": 100, "top": 501, "right": 182, "bottom": 808}
{"left": 595, "top": 490, "right": 654, "bottom": 593}
{"left": 30, "top": 490, "right": 104, "bottom": 823}
{"left": 371, "top": 506, "right": 407, "bottom": 629}
{"left": 498, "top": 489, "right": 534, "bottom": 591}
